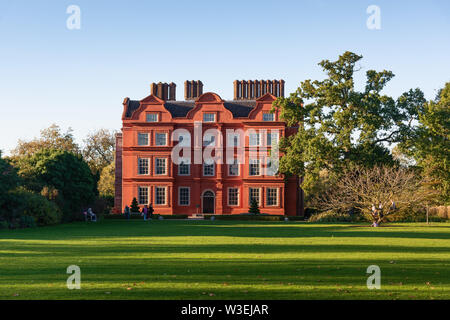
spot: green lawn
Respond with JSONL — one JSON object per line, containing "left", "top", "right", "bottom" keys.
{"left": 0, "top": 220, "right": 449, "bottom": 300}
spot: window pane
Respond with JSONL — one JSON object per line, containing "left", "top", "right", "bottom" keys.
{"left": 138, "top": 187, "right": 149, "bottom": 205}
{"left": 146, "top": 113, "right": 158, "bottom": 122}
{"left": 203, "top": 134, "right": 215, "bottom": 146}
{"left": 138, "top": 158, "right": 149, "bottom": 175}
{"left": 249, "top": 159, "right": 260, "bottom": 176}
{"left": 229, "top": 159, "right": 239, "bottom": 176}
{"left": 178, "top": 160, "right": 190, "bottom": 175}
{"left": 138, "top": 133, "right": 149, "bottom": 146}
{"left": 203, "top": 163, "right": 214, "bottom": 176}
{"left": 203, "top": 113, "right": 215, "bottom": 122}
{"left": 155, "top": 187, "right": 166, "bottom": 205}
{"left": 155, "top": 133, "right": 167, "bottom": 146}
{"left": 266, "top": 188, "right": 278, "bottom": 206}
{"left": 155, "top": 158, "right": 166, "bottom": 175}
{"left": 267, "top": 132, "right": 279, "bottom": 146}
{"left": 263, "top": 113, "right": 274, "bottom": 121}
{"left": 249, "top": 133, "right": 260, "bottom": 146}
{"left": 249, "top": 188, "right": 260, "bottom": 205}
{"left": 228, "top": 188, "right": 239, "bottom": 206}
{"left": 179, "top": 187, "right": 190, "bottom": 206}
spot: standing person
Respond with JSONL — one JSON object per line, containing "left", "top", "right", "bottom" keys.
{"left": 148, "top": 203, "right": 154, "bottom": 220}
{"left": 142, "top": 205, "right": 148, "bottom": 221}
{"left": 124, "top": 205, "right": 130, "bottom": 220}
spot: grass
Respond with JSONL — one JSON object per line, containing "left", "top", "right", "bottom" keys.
{"left": 0, "top": 220, "right": 449, "bottom": 300}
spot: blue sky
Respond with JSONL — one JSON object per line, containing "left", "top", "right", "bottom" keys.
{"left": 0, "top": 0, "right": 449, "bottom": 155}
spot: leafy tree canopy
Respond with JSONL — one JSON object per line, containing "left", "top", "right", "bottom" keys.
{"left": 11, "top": 124, "right": 79, "bottom": 158}
{"left": 399, "top": 82, "right": 450, "bottom": 203}
{"left": 82, "top": 128, "right": 117, "bottom": 174}
{"left": 13, "top": 149, "right": 97, "bottom": 219}
{"left": 273, "top": 51, "right": 425, "bottom": 197}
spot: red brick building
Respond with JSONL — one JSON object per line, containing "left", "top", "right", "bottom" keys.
{"left": 114, "top": 80, "right": 304, "bottom": 216}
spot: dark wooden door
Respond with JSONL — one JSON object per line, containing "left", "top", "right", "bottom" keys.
{"left": 202, "top": 191, "right": 215, "bottom": 214}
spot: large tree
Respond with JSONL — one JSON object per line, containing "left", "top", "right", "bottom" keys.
{"left": 399, "top": 82, "right": 450, "bottom": 203}
{"left": 12, "top": 124, "right": 80, "bottom": 157}
{"left": 13, "top": 149, "right": 97, "bottom": 221}
{"left": 82, "top": 128, "right": 116, "bottom": 174}
{"left": 273, "top": 51, "right": 425, "bottom": 198}
{"left": 0, "top": 151, "right": 19, "bottom": 214}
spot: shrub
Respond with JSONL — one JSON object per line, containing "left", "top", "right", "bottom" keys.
{"left": 248, "top": 199, "right": 260, "bottom": 214}
{"left": 0, "top": 220, "right": 8, "bottom": 229}
{"left": 130, "top": 198, "right": 140, "bottom": 213}
{"left": 308, "top": 210, "right": 354, "bottom": 223}
{"left": 5, "top": 189, "right": 62, "bottom": 226}
{"left": 19, "top": 215, "right": 36, "bottom": 228}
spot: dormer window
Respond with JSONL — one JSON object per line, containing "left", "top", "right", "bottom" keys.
{"left": 263, "top": 113, "right": 274, "bottom": 121}
{"left": 203, "top": 113, "right": 216, "bottom": 122}
{"left": 146, "top": 113, "right": 158, "bottom": 122}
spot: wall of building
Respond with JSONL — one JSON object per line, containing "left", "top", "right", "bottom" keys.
{"left": 116, "top": 89, "right": 303, "bottom": 216}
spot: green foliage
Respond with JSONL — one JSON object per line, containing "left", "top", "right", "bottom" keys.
{"left": 399, "top": 82, "right": 450, "bottom": 203}
{"left": 13, "top": 149, "right": 96, "bottom": 221}
{"left": 98, "top": 162, "right": 115, "bottom": 197}
{"left": 18, "top": 215, "right": 37, "bottom": 228}
{"left": 273, "top": 51, "right": 425, "bottom": 198}
{"left": 0, "top": 155, "right": 20, "bottom": 213}
{"left": 11, "top": 124, "right": 80, "bottom": 158}
{"left": 130, "top": 197, "right": 140, "bottom": 213}
{"left": 248, "top": 199, "right": 260, "bottom": 214}
{"left": 3, "top": 188, "right": 62, "bottom": 226}
{"left": 82, "top": 128, "right": 116, "bottom": 174}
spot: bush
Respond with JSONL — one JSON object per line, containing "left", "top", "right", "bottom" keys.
{"left": 248, "top": 199, "right": 260, "bottom": 214}
{"left": 0, "top": 220, "right": 8, "bottom": 229}
{"left": 308, "top": 210, "right": 354, "bottom": 223}
{"left": 130, "top": 198, "right": 140, "bottom": 213}
{"left": 212, "top": 214, "right": 284, "bottom": 221}
{"left": 4, "top": 189, "right": 62, "bottom": 226}
{"left": 19, "top": 215, "right": 36, "bottom": 228}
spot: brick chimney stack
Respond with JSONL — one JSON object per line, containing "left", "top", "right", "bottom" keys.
{"left": 184, "top": 80, "right": 203, "bottom": 100}
{"left": 233, "top": 79, "right": 285, "bottom": 100}
{"left": 150, "top": 82, "right": 176, "bottom": 101}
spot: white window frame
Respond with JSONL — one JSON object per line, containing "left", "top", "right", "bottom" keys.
{"left": 146, "top": 113, "right": 158, "bottom": 122}
{"left": 203, "top": 163, "right": 215, "bottom": 176}
{"left": 155, "top": 132, "right": 168, "bottom": 146}
{"left": 155, "top": 186, "right": 167, "bottom": 205}
{"left": 178, "top": 158, "right": 190, "bottom": 176}
{"left": 228, "top": 159, "right": 240, "bottom": 176}
{"left": 138, "top": 158, "right": 150, "bottom": 175}
{"left": 249, "top": 132, "right": 261, "bottom": 147}
{"left": 249, "top": 158, "right": 261, "bottom": 176}
{"left": 137, "top": 133, "right": 149, "bottom": 146}
{"left": 155, "top": 158, "right": 167, "bottom": 175}
{"left": 227, "top": 187, "right": 239, "bottom": 206}
{"left": 203, "top": 133, "right": 216, "bottom": 147}
{"left": 249, "top": 187, "right": 261, "bottom": 206}
{"left": 266, "top": 188, "right": 278, "bottom": 206}
{"left": 203, "top": 113, "right": 216, "bottom": 122}
{"left": 138, "top": 186, "right": 149, "bottom": 205}
{"left": 263, "top": 113, "right": 275, "bottom": 121}
{"left": 178, "top": 187, "right": 190, "bottom": 206}
{"left": 267, "top": 131, "right": 279, "bottom": 146}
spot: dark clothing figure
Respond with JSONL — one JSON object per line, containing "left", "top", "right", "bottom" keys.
{"left": 124, "top": 206, "right": 130, "bottom": 220}
{"left": 148, "top": 204, "right": 154, "bottom": 219}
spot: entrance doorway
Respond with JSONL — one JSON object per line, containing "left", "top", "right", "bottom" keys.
{"left": 202, "top": 190, "right": 215, "bottom": 214}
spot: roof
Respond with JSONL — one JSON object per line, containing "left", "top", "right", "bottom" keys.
{"left": 124, "top": 99, "right": 257, "bottom": 119}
